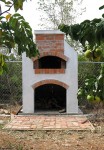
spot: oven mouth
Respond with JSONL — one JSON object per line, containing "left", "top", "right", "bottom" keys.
{"left": 34, "top": 84, "right": 66, "bottom": 112}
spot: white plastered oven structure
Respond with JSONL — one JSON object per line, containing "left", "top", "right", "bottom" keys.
{"left": 22, "top": 30, "right": 78, "bottom": 114}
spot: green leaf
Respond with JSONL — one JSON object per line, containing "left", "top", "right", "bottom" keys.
{"left": 99, "top": 5, "right": 104, "bottom": 10}
{"left": 5, "top": 1, "right": 12, "bottom": 4}
{"left": 0, "top": 16, "right": 5, "bottom": 20}
{"left": 0, "top": 29, "right": 2, "bottom": 36}
{"left": 14, "top": 0, "right": 24, "bottom": 12}
{"left": 0, "top": 0, "right": 6, "bottom": 3}
{"left": 12, "top": 13, "right": 24, "bottom": 18}
{"left": 1, "top": 13, "right": 38, "bottom": 59}
{"left": 102, "top": 14, "right": 104, "bottom": 18}
{"left": 9, "top": 18, "right": 18, "bottom": 28}
{"left": 2, "top": 63, "right": 8, "bottom": 72}
{"left": 0, "top": 67, "right": 3, "bottom": 75}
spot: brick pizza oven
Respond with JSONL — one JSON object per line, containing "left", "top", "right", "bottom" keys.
{"left": 22, "top": 30, "right": 78, "bottom": 114}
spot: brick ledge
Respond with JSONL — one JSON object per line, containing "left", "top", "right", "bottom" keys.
{"left": 35, "top": 69, "right": 65, "bottom": 74}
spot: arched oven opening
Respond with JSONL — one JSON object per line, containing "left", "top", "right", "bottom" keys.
{"left": 34, "top": 84, "right": 66, "bottom": 112}
{"left": 34, "top": 56, "right": 66, "bottom": 69}
{"left": 38, "top": 56, "right": 65, "bottom": 69}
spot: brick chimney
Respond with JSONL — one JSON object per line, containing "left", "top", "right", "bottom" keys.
{"left": 35, "top": 30, "right": 64, "bottom": 53}
{"left": 33, "top": 30, "right": 68, "bottom": 74}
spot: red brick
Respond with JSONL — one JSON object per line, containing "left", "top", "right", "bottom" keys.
{"left": 35, "top": 69, "right": 40, "bottom": 74}
{"left": 32, "top": 79, "right": 69, "bottom": 89}
{"left": 55, "top": 34, "right": 64, "bottom": 40}
{"left": 32, "top": 51, "right": 68, "bottom": 62}
{"left": 36, "top": 35, "right": 45, "bottom": 40}
{"left": 35, "top": 34, "right": 64, "bottom": 53}
{"left": 34, "top": 68, "right": 65, "bottom": 74}
{"left": 45, "top": 35, "right": 55, "bottom": 40}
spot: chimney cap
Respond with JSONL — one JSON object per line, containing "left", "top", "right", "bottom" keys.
{"left": 34, "top": 30, "right": 65, "bottom": 35}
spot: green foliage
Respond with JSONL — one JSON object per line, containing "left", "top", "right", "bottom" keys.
{"left": 59, "top": 18, "right": 104, "bottom": 49}
{"left": 0, "top": 13, "right": 38, "bottom": 57}
{"left": 78, "top": 53, "right": 87, "bottom": 61}
{"left": 0, "top": 0, "right": 27, "bottom": 12}
{"left": 96, "top": 64, "right": 104, "bottom": 100}
{"left": 0, "top": 53, "right": 8, "bottom": 75}
{"left": 78, "top": 64, "right": 104, "bottom": 104}
{"left": 0, "top": 0, "right": 38, "bottom": 74}
{"left": 59, "top": 17, "right": 104, "bottom": 61}
{"left": 0, "top": 62, "right": 22, "bottom": 104}
{"left": 13, "top": 0, "right": 25, "bottom": 11}
{"left": 99, "top": 5, "right": 104, "bottom": 10}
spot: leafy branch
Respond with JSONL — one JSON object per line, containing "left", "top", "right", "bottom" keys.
{"left": 0, "top": 0, "right": 39, "bottom": 75}
{"left": 0, "top": 4, "right": 13, "bottom": 16}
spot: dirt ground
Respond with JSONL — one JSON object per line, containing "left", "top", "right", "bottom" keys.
{"left": 0, "top": 115, "right": 104, "bottom": 150}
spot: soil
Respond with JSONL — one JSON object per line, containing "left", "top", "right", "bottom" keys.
{"left": 0, "top": 104, "right": 104, "bottom": 150}
{"left": 0, "top": 115, "right": 104, "bottom": 150}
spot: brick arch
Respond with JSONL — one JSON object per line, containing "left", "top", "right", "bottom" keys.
{"left": 32, "top": 51, "right": 68, "bottom": 62}
{"left": 32, "top": 79, "right": 69, "bottom": 89}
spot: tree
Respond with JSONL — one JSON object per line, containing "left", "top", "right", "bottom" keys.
{"left": 58, "top": 5, "right": 104, "bottom": 61}
{"left": 38, "top": 0, "right": 85, "bottom": 52}
{"left": 0, "top": 0, "right": 38, "bottom": 75}
{"left": 38, "top": 0, "right": 85, "bottom": 29}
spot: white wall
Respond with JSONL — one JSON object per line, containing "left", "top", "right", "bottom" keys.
{"left": 64, "top": 42, "right": 78, "bottom": 113}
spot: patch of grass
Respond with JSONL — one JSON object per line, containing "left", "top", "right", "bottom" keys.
{"left": 16, "top": 144, "right": 23, "bottom": 150}
{"left": 0, "top": 124, "right": 3, "bottom": 129}
{"left": 1, "top": 140, "right": 24, "bottom": 150}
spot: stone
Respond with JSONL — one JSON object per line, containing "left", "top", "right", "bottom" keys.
{"left": 0, "top": 120, "right": 4, "bottom": 124}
